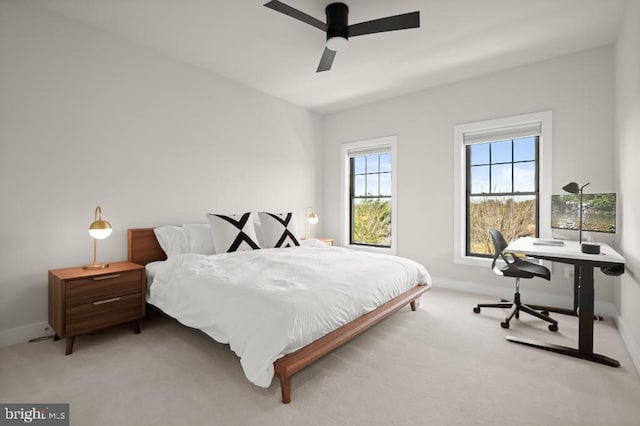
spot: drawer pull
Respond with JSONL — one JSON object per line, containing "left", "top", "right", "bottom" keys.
{"left": 93, "top": 297, "right": 121, "bottom": 305}
{"left": 92, "top": 274, "right": 121, "bottom": 281}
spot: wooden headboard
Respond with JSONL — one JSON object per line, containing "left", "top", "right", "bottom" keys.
{"left": 127, "top": 228, "right": 167, "bottom": 266}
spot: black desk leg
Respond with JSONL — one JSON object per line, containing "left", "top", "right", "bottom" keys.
{"left": 506, "top": 262, "right": 620, "bottom": 368}
{"left": 505, "top": 336, "right": 620, "bottom": 367}
{"left": 574, "top": 266, "right": 580, "bottom": 316}
{"left": 578, "top": 263, "right": 594, "bottom": 353}
{"left": 527, "top": 266, "right": 601, "bottom": 320}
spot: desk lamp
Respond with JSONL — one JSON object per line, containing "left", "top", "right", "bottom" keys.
{"left": 562, "top": 182, "right": 600, "bottom": 254}
{"left": 83, "top": 206, "right": 112, "bottom": 269}
{"left": 304, "top": 207, "right": 318, "bottom": 239}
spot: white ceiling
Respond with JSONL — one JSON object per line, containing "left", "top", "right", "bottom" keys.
{"left": 30, "top": 0, "right": 628, "bottom": 114}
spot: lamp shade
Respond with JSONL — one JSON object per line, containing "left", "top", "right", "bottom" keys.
{"left": 88, "top": 219, "right": 112, "bottom": 239}
{"left": 562, "top": 182, "right": 580, "bottom": 194}
{"left": 306, "top": 208, "right": 319, "bottom": 224}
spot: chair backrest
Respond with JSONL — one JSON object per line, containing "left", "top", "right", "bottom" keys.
{"left": 488, "top": 228, "right": 513, "bottom": 276}
{"left": 488, "top": 228, "right": 550, "bottom": 280}
{"left": 489, "top": 228, "right": 508, "bottom": 254}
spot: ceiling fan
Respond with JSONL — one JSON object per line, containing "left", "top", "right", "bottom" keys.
{"left": 264, "top": 1, "right": 420, "bottom": 72}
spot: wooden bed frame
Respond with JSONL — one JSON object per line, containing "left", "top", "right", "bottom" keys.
{"left": 128, "top": 227, "right": 429, "bottom": 403}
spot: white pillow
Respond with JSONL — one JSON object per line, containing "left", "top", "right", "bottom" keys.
{"left": 206, "top": 213, "right": 261, "bottom": 253}
{"left": 183, "top": 223, "right": 215, "bottom": 255}
{"left": 258, "top": 212, "right": 301, "bottom": 248}
{"left": 154, "top": 226, "right": 189, "bottom": 257}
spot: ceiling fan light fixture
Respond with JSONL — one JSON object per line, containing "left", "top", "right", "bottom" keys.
{"left": 326, "top": 36, "right": 348, "bottom": 51}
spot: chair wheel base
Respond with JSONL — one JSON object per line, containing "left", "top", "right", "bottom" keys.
{"left": 500, "top": 321, "right": 510, "bottom": 329}
{"left": 473, "top": 307, "right": 481, "bottom": 314}
{"left": 549, "top": 324, "right": 558, "bottom": 332}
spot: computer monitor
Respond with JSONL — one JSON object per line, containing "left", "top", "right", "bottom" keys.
{"left": 551, "top": 193, "right": 616, "bottom": 233}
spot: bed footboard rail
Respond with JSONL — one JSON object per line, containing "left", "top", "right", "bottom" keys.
{"left": 274, "top": 284, "right": 429, "bottom": 403}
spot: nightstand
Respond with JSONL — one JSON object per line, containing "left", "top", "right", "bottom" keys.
{"left": 316, "top": 238, "right": 334, "bottom": 246}
{"left": 48, "top": 261, "right": 146, "bottom": 355}
{"left": 302, "top": 237, "right": 334, "bottom": 246}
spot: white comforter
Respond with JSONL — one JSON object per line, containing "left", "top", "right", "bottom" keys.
{"left": 148, "top": 242, "right": 432, "bottom": 388}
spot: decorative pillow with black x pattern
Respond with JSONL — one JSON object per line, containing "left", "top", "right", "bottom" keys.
{"left": 258, "top": 212, "right": 301, "bottom": 248}
{"left": 207, "top": 212, "right": 261, "bottom": 253}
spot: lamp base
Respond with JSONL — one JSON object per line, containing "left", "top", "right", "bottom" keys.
{"left": 581, "top": 242, "right": 601, "bottom": 254}
{"left": 82, "top": 262, "right": 109, "bottom": 270}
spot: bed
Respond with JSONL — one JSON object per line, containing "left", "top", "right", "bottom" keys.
{"left": 128, "top": 227, "right": 431, "bottom": 403}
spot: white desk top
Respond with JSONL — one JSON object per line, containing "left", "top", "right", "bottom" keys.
{"left": 505, "top": 237, "right": 625, "bottom": 264}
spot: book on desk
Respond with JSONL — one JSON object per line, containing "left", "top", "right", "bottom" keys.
{"left": 532, "top": 239, "right": 564, "bottom": 247}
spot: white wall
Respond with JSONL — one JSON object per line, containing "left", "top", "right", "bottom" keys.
{"left": 0, "top": 1, "right": 323, "bottom": 340}
{"left": 1, "top": 0, "right": 634, "bottom": 356}
{"left": 323, "top": 46, "right": 618, "bottom": 309}
{"left": 614, "top": 0, "right": 640, "bottom": 373}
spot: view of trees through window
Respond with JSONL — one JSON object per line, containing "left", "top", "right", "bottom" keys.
{"left": 469, "top": 196, "right": 536, "bottom": 255}
{"left": 467, "top": 136, "right": 539, "bottom": 256}
{"left": 351, "top": 152, "right": 392, "bottom": 247}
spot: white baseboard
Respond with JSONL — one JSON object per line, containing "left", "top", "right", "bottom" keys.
{"left": 433, "top": 275, "right": 640, "bottom": 376}
{"left": 614, "top": 315, "right": 640, "bottom": 377}
{"left": 0, "top": 321, "right": 53, "bottom": 348}
{"left": 431, "top": 276, "right": 617, "bottom": 319}
{"left": 3, "top": 280, "right": 638, "bottom": 377}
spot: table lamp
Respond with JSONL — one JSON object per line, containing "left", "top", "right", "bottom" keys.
{"left": 83, "top": 206, "right": 112, "bottom": 269}
{"left": 562, "top": 182, "right": 600, "bottom": 254}
{"left": 304, "top": 207, "right": 318, "bottom": 239}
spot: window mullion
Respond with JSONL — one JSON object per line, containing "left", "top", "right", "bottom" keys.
{"left": 488, "top": 143, "right": 493, "bottom": 193}
{"left": 511, "top": 139, "right": 515, "bottom": 193}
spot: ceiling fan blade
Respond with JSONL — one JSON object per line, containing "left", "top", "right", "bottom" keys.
{"left": 317, "top": 47, "right": 336, "bottom": 72}
{"left": 348, "top": 11, "right": 420, "bottom": 37}
{"left": 264, "top": 1, "right": 327, "bottom": 32}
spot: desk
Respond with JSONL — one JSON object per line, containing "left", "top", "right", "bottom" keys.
{"left": 504, "top": 238, "right": 625, "bottom": 367}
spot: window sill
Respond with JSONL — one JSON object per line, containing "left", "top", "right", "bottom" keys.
{"left": 346, "top": 244, "right": 396, "bottom": 256}
{"left": 453, "top": 255, "right": 494, "bottom": 268}
{"left": 454, "top": 252, "right": 551, "bottom": 271}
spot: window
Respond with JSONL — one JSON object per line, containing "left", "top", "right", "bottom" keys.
{"left": 454, "top": 111, "right": 552, "bottom": 265}
{"left": 466, "top": 136, "right": 539, "bottom": 257}
{"left": 342, "top": 136, "right": 397, "bottom": 254}
{"left": 351, "top": 152, "right": 392, "bottom": 246}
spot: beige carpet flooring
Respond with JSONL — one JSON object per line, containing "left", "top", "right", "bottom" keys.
{"left": 1, "top": 286, "right": 640, "bottom": 425}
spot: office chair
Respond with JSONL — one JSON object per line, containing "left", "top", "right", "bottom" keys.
{"left": 473, "top": 228, "right": 558, "bottom": 332}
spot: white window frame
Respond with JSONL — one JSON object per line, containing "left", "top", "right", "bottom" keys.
{"left": 453, "top": 111, "right": 553, "bottom": 267}
{"left": 341, "top": 136, "right": 398, "bottom": 255}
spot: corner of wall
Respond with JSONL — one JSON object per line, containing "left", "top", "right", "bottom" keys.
{"left": 0, "top": 321, "right": 53, "bottom": 349}
{"left": 614, "top": 314, "right": 640, "bottom": 377}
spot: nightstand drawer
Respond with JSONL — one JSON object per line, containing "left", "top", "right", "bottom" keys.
{"left": 66, "top": 293, "right": 143, "bottom": 334}
{"left": 66, "top": 270, "right": 142, "bottom": 307}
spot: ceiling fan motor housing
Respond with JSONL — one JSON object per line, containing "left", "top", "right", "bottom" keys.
{"left": 326, "top": 3, "right": 349, "bottom": 42}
